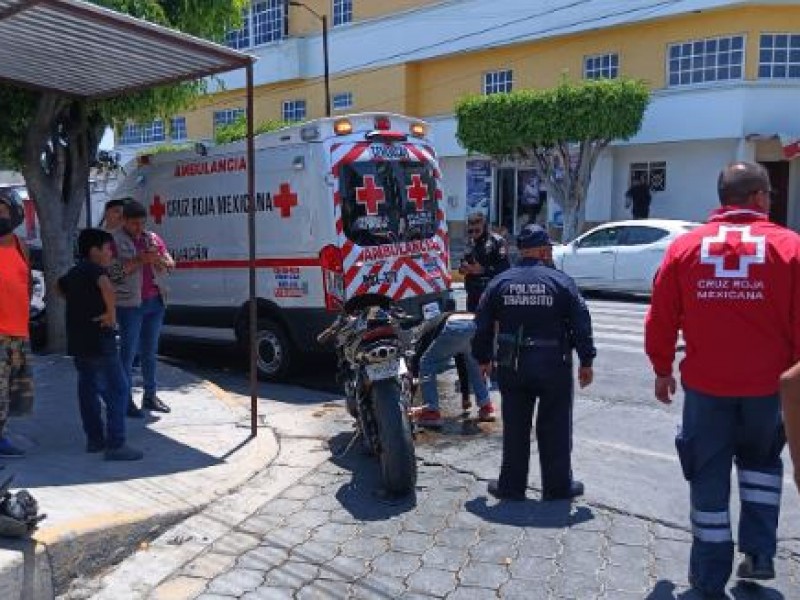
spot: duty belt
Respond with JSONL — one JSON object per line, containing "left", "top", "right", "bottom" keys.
{"left": 518, "top": 338, "right": 560, "bottom": 349}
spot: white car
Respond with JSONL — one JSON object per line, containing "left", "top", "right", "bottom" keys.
{"left": 552, "top": 219, "right": 700, "bottom": 295}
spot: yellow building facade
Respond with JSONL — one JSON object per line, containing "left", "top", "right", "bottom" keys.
{"left": 118, "top": 1, "right": 800, "bottom": 234}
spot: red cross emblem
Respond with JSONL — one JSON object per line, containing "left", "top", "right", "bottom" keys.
{"left": 274, "top": 183, "right": 298, "bottom": 218}
{"left": 356, "top": 175, "right": 385, "bottom": 216}
{"left": 407, "top": 174, "right": 428, "bottom": 212}
{"left": 150, "top": 195, "right": 166, "bottom": 225}
{"left": 701, "top": 225, "right": 765, "bottom": 278}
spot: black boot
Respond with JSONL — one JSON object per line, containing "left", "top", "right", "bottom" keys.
{"left": 487, "top": 480, "right": 526, "bottom": 501}
{"left": 737, "top": 554, "right": 775, "bottom": 580}
{"left": 542, "top": 480, "right": 585, "bottom": 501}
{"left": 127, "top": 401, "right": 144, "bottom": 418}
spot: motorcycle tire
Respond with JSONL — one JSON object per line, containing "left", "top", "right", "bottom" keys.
{"left": 371, "top": 379, "right": 417, "bottom": 496}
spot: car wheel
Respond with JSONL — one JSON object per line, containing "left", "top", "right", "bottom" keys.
{"left": 254, "top": 319, "right": 293, "bottom": 381}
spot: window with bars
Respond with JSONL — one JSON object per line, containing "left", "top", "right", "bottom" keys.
{"left": 483, "top": 70, "right": 513, "bottom": 95}
{"left": 630, "top": 162, "right": 667, "bottom": 192}
{"left": 225, "top": 1, "right": 286, "bottom": 49}
{"left": 119, "top": 120, "right": 166, "bottom": 145}
{"left": 332, "top": 92, "right": 353, "bottom": 111}
{"left": 667, "top": 35, "right": 745, "bottom": 86}
{"left": 213, "top": 108, "right": 245, "bottom": 131}
{"left": 333, "top": 0, "right": 353, "bottom": 26}
{"left": 759, "top": 33, "right": 800, "bottom": 79}
{"left": 584, "top": 53, "right": 619, "bottom": 79}
{"left": 170, "top": 117, "right": 187, "bottom": 141}
{"left": 282, "top": 100, "right": 307, "bottom": 122}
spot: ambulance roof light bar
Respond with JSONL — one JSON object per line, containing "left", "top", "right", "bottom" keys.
{"left": 334, "top": 119, "right": 353, "bottom": 135}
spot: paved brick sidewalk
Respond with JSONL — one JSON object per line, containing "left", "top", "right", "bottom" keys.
{"left": 182, "top": 455, "right": 797, "bottom": 600}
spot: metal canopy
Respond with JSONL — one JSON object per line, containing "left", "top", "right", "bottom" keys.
{"left": 0, "top": 0, "right": 254, "bottom": 98}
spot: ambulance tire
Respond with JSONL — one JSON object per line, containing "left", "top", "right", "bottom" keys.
{"left": 255, "top": 319, "right": 293, "bottom": 381}
{"left": 371, "top": 379, "right": 417, "bottom": 497}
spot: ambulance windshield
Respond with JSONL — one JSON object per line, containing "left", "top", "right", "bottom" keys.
{"left": 340, "top": 159, "right": 438, "bottom": 247}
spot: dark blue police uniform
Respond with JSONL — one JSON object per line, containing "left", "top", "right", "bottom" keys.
{"left": 472, "top": 225, "right": 596, "bottom": 500}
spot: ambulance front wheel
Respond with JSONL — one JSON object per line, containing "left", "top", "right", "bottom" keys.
{"left": 254, "top": 319, "right": 293, "bottom": 381}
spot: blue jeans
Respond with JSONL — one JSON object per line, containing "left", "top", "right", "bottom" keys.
{"left": 73, "top": 337, "right": 127, "bottom": 449}
{"left": 118, "top": 296, "right": 165, "bottom": 401}
{"left": 679, "top": 387, "right": 784, "bottom": 594}
{"left": 419, "top": 318, "right": 489, "bottom": 411}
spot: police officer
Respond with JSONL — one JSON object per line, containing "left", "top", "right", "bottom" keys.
{"left": 459, "top": 212, "right": 511, "bottom": 312}
{"left": 473, "top": 224, "right": 595, "bottom": 501}
{"left": 646, "top": 162, "right": 800, "bottom": 597}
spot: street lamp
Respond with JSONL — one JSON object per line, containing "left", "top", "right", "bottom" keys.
{"left": 288, "top": 1, "right": 331, "bottom": 117}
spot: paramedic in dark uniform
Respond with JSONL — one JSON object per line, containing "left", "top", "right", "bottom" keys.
{"left": 459, "top": 212, "right": 511, "bottom": 312}
{"left": 473, "top": 224, "right": 596, "bottom": 501}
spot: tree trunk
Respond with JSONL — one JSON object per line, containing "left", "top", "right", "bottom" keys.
{"left": 21, "top": 95, "right": 91, "bottom": 353}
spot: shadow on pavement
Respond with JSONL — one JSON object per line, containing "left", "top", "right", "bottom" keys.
{"left": 464, "top": 496, "right": 594, "bottom": 529}
{"left": 328, "top": 432, "right": 417, "bottom": 522}
{"left": 645, "top": 579, "right": 785, "bottom": 600}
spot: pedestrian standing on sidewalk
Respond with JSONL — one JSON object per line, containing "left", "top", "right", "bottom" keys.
{"left": 112, "top": 201, "right": 175, "bottom": 418}
{"left": 459, "top": 212, "right": 510, "bottom": 312}
{"left": 414, "top": 312, "right": 496, "bottom": 428}
{"left": 58, "top": 229, "right": 143, "bottom": 461}
{"left": 645, "top": 161, "right": 800, "bottom": 598}
{"left": 625, "top": 174, "right": 652, "bottom": 219}
{"left": 473, "top": 224, "right": 595, "bottom": 502}
{"left": 0, "top": 191, "right": 33, "bottom": 458}
{"left": 780, "top": 362, "right": 800, "bottom": 494}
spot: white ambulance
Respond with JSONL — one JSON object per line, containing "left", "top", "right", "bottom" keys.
{"left": 113, "top": 114, "right": 452, "bottom": 380}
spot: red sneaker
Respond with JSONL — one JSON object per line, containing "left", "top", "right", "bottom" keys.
{"left": 478, "top": 403, "right": 496, "bottom": 422}
{"left": 416, "top": 408, "right": 443, "bottom": 428}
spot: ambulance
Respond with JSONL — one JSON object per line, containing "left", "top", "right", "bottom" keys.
{"left": 113, "top": 114, "right": 452, "bottom": 380}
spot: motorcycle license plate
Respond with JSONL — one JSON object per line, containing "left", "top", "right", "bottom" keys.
{"left": 365, "top": 359, "right": 400, "bottom": 381}
{"left": 422, "top": 301, "right": 441, "bottom": 320}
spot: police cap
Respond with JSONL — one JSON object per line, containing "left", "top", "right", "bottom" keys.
{"left": 516, "top": 224, "right": 552, "bottom": 249}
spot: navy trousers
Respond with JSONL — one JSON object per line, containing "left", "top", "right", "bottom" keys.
{"left": 497, "top": 359, "right": 573, "bottom": 497}
{"left": 679, "top": 387, "right": 784, "bottom": 594}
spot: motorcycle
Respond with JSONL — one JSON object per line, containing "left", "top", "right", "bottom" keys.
{"left": 317, "top": 294, "right": 421, "bottom": 497}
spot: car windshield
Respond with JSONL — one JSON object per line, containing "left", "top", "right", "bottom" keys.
{"left": 340, "top": 159, "right": 438, "bottom": 247}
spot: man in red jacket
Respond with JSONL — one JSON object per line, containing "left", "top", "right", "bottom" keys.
{"left": 645, "top": 161, "right": 800, "bottom": 598}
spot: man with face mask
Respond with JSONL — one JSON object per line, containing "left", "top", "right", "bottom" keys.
{"left": 646, "top": 162, "right": 800, "bottom": 597}
{"left": 0, "top": 190, "right": 32, "bottom": 457}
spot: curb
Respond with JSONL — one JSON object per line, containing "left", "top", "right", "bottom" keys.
{"left": 0, "top": 368, "right": 278, "bottom": 600}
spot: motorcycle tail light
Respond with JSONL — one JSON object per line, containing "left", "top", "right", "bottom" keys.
{"left": 320, "top": 244, "right": 344, "bottom": 312}
{"left": 362, "top": 326, "right": 396, "bottom": 342}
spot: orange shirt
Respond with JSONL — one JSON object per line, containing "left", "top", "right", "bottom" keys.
{"left": 0, "top": 238, "right": 30, "bottom": 338}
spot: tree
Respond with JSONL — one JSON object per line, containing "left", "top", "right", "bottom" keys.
{"left": 214, "top": 116, "right": 294, "bottom": 145}
{"left": 456, "top": 79, "right": 650, "bottom": 241}
{"left": 0, "top": 0, "right": 245, "bottom": 351}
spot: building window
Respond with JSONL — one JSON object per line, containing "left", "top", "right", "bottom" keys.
{"left": 225, "top": 1, "right": 285, "bottom": 49}
{"left": 282, "top": 100, "right": 307, "bottom": 122}
{"left": 333, "top": 0, "right": 353, "bottom": 26}
{"left": 483, "top": 70, "right": 513, "bottom": 95}
{"left": 225, "top": 9, "right": 250, "bottom": 50}
{"left": 667, "top": 35, "right": 745, "bottom": 86}
{"left": 630, "top": 162, "right": 667, "bottom": 192}
{"left": 213, "top": 108, "right": 245, "bottom": 131}
{"left": 332, "top": 92, "right": 353, "bottom": 111}
{"left": 584, "top": 53, "right": 619, "bottom": 79}
{"left": 119, "top": 120, "right": 166, "bottom": 145}
{"left": 759, "top": 33, "right": 800, "bottom": 79}
{"left": 170, "top": 117, "right": 187, "bottom": 141}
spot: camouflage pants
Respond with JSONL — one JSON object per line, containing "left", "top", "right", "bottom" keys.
{"left": 0, "top": 336, "right": 33, "bottom": 435}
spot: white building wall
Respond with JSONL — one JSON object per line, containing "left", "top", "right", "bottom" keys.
{"left": 439, "top": 156, "right": 469, "bottom": 222}
{"left": 610, "top": 139, "right": 741, "bottom": 222}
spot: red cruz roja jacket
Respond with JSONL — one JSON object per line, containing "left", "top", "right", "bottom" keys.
{"left": 645, "top": 207, "right": 800, "bottom": 397}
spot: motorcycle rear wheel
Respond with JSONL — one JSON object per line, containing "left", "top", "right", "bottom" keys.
{"left": 371, "top": 379, "right": 417, "bottom": 496}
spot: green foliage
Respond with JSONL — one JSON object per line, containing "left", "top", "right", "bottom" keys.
{"left": 137, "top": 143, "right": 193, "bottom": 156}
{"left": 455, "top": 79, "right": 650, "bottom": 157}
{"left": 214, "top": 116, "right": 295, "bottom": 145}
{"left": 0, "top": 0, "right": 246, "bottom": 169}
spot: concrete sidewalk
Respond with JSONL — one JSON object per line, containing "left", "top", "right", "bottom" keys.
{"left": 0, "top": 355, "right": 277, "bottom": 599}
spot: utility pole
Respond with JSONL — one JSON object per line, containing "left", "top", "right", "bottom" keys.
{"left": 289, "top": 2, "right": 331, "bottom": 117}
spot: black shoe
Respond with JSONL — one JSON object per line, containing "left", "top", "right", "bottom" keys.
{"left": 143, "top": 395, "right": 171, "bottom": 414}
{"left": 487, "top": 480, "right": 526, "bottom": 501}
{"left": 542, "top": 480, "right": 585, "bottom": 501}
{"left": 688, "top": 574, "right": 727, "bottom": 599}
{"left": 737, "top": 554, "right": 775, "bottom": 580}
{"left": 104, "top": 444, "right": 144, "bottom": 461}
{"left": 127, "top": 403, "right": 144, "bottom": 418}
{"left": 86, "top": 439, "right": 105, "bottom": 453}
